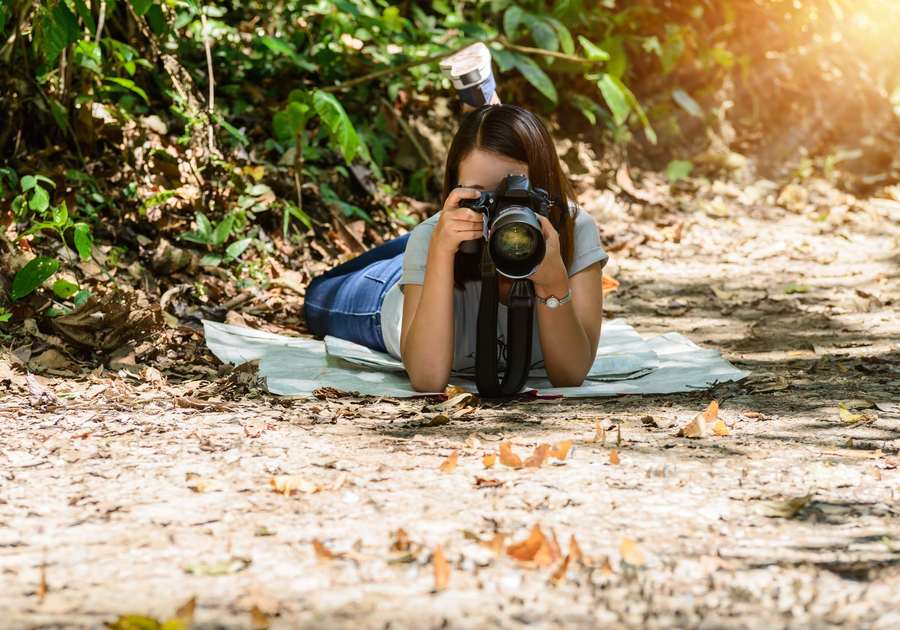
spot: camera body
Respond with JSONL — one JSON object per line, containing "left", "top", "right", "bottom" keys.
{"left": 459, "top": 174, "right": 553, "bottom": 278}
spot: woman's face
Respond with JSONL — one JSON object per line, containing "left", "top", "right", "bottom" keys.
{"left": 457, "top": 148, "right": 528, "bottom": 191}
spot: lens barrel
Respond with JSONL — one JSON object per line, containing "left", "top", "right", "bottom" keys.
{"left": 488, "top": 205, "right": 545, "bottom": 278}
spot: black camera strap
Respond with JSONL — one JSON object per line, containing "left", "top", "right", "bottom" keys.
{"left": 475, "top": 243, "right": 535, "bottom": 398}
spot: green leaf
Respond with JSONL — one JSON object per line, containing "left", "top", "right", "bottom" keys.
{"left": 522, "top": 14, "right": 558, "bottom": 53}
{"left": 491, "top": 48, "right": 516, "bottom": 73}
{"left": 40, "top": 1, "right": 80, "bottom": 64}
{"left": 0, "top": 308, "right": 11, "bottom": 323}
{"left": 199, "top": 253, "right": 223, "bottom": 267}
{"left": 545, "top": 17, "right": 574, "bottom": 55}
{"left": 283, "top": 203, "right": 312, "bottom": 237}
{"left": 74, "top": 40, "right": 103, "bottom": 75}
{"left": 215, "top": 114, "right": 249, "bottom": 146}
{"left": 196, "top": 212, "right": 213, "bottom": 238}
{"left": 73, "top": 0, "right": 96, "bottom": 34}
{"left": 29, "top": 186, "right": 50, "bottom": 213}
{"left": 272, "top": 101, "right": 311, "bottom": 143}
{"left": 784, "top": 282, "right": 810, "bottom": 295}
{"left": 503, "top": 6, "right": 524, "bottom": 38}
{"left": 21, "top": 175, "right": 37, "bottom": 192}
{"left": 106, "top": 77, "right": 149, "bottom": 104}
{"left": 259, "top": 36, "right": 317, "bottom": 72}
{"left": 211, "top": 214, "right": 236, "bottom": 246}
{"left": 312, "top": 91, "right": 362, "bottom": 164}
{"left": 672, "top": 89, "right": 703, "bottom": 118}
{"left": 130, "top": 0, "right": 154, "bottom": 17}
{"left": 597, "top": 74, "right": 629, "bottom": 126}
{"left": 666, "top": 160, "right": 694, "bottom": 182}
{"left": 600, "top": 35, "right": 627, "bottom": 78}
{"left": 73, "top": 223, "right": 93, "bottom": 260}
{"left": 511, "top": 54, "right": 557, "bottom": 103}
{"left": 225, "top": 238, "right": 252, "bottom": 260}
{"left": 73, "top": 289, "right": 91, "bottom": 308}
{"left": 12, "top": 257, "right": 60, "bottom": 301}
{"left": 51, "top": 202, "right": 68, "bottom": 227}
{"left": 52, "top": 278, "right": 79, "bottom": 299}
{"left": 571, "top": 94, "right": 602, "bottom": 125}
{"left": 578, "top": 36, "right": 610, "bottom": 62}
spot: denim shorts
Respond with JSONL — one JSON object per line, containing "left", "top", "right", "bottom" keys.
{"left": 303, "top": 233, "right": 410, "bottom": 352}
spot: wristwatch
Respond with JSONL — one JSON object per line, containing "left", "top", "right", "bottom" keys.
{"left": 536, "top": 289, "right": 572, "bottom": 309}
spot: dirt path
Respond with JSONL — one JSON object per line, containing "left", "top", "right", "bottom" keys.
{"left": 2, "top": 177, "right": 899, "bottom": 629}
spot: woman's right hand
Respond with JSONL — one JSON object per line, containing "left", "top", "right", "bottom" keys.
{"left": 430, "top": 187, "right": 485, "bottom": 257}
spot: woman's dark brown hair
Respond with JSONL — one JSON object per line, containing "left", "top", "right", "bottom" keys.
{"left": 441, "top": 104, "right": 577, "bottom": 284}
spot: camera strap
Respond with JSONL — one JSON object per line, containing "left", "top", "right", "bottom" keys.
{"left": 475, "top": 243, "right": 535, "bottom": 398}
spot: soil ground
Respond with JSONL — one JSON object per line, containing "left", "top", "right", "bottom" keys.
{"left": 2, "top": 176, "right": 899, "bottom": 629}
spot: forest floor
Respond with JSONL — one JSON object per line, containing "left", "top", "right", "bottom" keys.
{"left": 1, "top": 173, "right": 899, "bottom": 629}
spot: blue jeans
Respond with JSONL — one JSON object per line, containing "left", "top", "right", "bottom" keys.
{"left": 304, "top": 233, "right": 410, "bottom": 352}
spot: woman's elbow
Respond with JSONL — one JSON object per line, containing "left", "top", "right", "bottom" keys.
{"left": 409, "top": 374, "right": 448, "bottom": 393}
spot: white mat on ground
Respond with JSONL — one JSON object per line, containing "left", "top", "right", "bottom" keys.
{"left": 202, "top": 318, "right": 748, "bottom": 398}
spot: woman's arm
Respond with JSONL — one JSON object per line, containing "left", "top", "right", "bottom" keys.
{"left": 530, "top": 215, "right": 604, "bottom": 387}
{"left": 534, "top": 263, "right": 604, "bottom": 387}
{"left": 400, "top": 188, "right": 484, "bottom": 392}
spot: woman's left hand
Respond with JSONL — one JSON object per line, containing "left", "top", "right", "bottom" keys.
{"left": 529, "top": 214, "right": 568, "bottom": 293}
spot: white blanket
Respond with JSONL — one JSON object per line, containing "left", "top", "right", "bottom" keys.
{"left": 202, "top": 318, "right": 749, "bottom": 398}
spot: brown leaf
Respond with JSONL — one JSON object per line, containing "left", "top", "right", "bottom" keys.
{"left": 678, "top": 400, "right": 722, "bottom": 438}
{"left": 433, "top": 545, "right": 450, "bottom": 591}
{"left": 439, "top": 450, "right": 458, "bottom": 473}
{"left": 550, "top": 553, "right": 571, "bottom": 585}
{"left": 474, "top": 476, "right": 504, "bottom": 489}
{"left": 175, "top": 596, "right": 196, "bottom": 623}
{"left": 36, "top": 564, "right": 47, "bottom": 601}
{"left": 481, "top": 533, "right": 506, "bottom": 556}
{"left": 312, "top": 539, "right": 340, "bottom": 562}
{"left": 250, "top": 605, "right": 270, "bottom": 630}
{"left": 391, "top": 528, "right": 412, "bottom": 553}
{"left": 601, "top": 274, "right": 620, "bottom": 296}
{"left": 620, "top": 537, "right": 645, "bottom": 566}
{"left": 712, "top": 419, "right": 731, "bottom": 436}
{"left": 568, "top": 535, "right": 584, "bottom": 564}
{"left": 243, "top": 420, "right": 269, "bottom": 438}
{"left": 523, "top": 443, "right": 550, "bottom": 469}
{"left": 548, "top": 440, "right": 572, "bottom": 460}
{"left": 270, "top": 475, "right": 318, "bottom": 496}
{"left": 482, "top": 453, "right": 497, "bottom": 469}
{"left": 506, "top": 525, "right": 562, "bottom": 568}
{"left": 499, "top": 442, "right": 523, "bottom": 469}
{"left": 593, "top": 419, "right": 606, "bottom": 444}
{"left": 186, "top": 472, "right": 213, "bottom": 493}
{"left": 609, "top": 449, "right": 620, "bottom": 465}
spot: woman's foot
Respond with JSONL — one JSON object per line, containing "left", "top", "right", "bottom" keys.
{"left": 440, "top": 43, "right": 500, "bottom": 109}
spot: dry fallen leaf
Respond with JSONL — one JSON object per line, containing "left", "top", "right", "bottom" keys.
{"left": 175, "top": 596, "right": 196, "bottom": 624}
{"left": 499, "top": 442, "right": 523, "bottom": 469}
{"left": 506, "top": 525, "right": 562, "bottom": 568}
{"left": 594, "top": 419, "right": 606, "bottom": 444}
{"left": 185, "top": 472, "right": 213, "bottom": 493}
{"left": 763, "top": 494, "right": 813, "bottom": 518}
{"left": 36, "top": 564, "right": 47, "bottom": 601}
{"left": 312, "top": 539, "right": 340, "bottom": 562}
{"left": 677, "top": 400, "right": 720, "bottom": 438}
{"left": 568, "top": 535, "right": 584, "bottom": 564}
{"left": 250, "top": 604, "right": 270, "bottom": 630}
{"left": 524, "top": 443, "right": 550, "bottom": 468}
{"left": 439, "top": 450, "right": 458, "bottom": 473}
{"left": 243, "top": 420, "right": 269, "bottom": 438}
{"left": 601, "top": 274, "right": 620, "bottom": 296}
{"left": 270, "top": 475, "right": 318, "bottom": 496}
{"left": 482, "top": 533, "right": 506, "bottom": 556}
{"left": 482, "top": 453, "right": 497, "bottom": 469}
{"left": 549, "top": 440, "right": 572, "bottom": 460}
{"left": 712, "top": 418, "right": 731, "bottom": 436}
{"left": 391, "top": 528, "right": 412, "bottom": 553}
{"left": 433, "top": 545, "right": 450, "bottom": 591}
{"left": 550, "top": 553, "right": 571, "bottom": 585}
{"left": 609, "top": 449, "right": 620, "bottom": 465}
{"left": 474, "top": 476, "right": 504, "bottom": 488}
{"left": 620, "top": 537, "right": 645, "bottom": 566}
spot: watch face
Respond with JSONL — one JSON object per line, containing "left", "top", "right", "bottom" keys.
{"left": 546, "top": 297, "right": 559, "bottom": 308}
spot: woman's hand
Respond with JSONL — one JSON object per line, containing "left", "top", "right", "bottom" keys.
{"left": 429, "top": 187, "right": 485, "bottom": 258}
{"left": 530, "top": 214, "right": 568, "bottom": 294}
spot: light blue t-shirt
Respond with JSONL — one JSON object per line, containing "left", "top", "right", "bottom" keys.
{"left": 380, "top": 206, "right": 609, "bottom": 373}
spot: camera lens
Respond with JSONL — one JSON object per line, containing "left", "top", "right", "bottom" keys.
{"left": 493, "top": 224, "right": 538, "bottom": 260}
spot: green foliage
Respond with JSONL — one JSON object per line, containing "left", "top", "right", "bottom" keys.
{"left": 666, "top": 160, "right": 694, "bottom": 182}
{"left": 12, "top": 257, "right": 60, "bottom": 301}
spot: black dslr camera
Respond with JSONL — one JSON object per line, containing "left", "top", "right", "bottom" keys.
{"left": 459, "top": 174, "right": 553, "bottom": 278}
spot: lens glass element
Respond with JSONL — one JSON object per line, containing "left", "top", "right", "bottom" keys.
{"left": 492, "top": 224, "right": 537, "bottom": 260}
